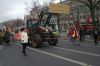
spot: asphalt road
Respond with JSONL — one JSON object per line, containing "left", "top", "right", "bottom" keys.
{"left": 0, "top": 39, "right": 100, "bottom": 66}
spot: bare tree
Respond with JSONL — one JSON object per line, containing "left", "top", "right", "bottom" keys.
{"left": 2, "top": 19, "right": 25, "bottom": 31}
{"left": 29, "top": 0, "right": 62, "bottom": 32}
{"left": 30, "top": 0, "right": 56, "bottom": 18}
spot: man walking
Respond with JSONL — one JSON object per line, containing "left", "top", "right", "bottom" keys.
{"left": 93, "top": 28, "right": 99, "bottom": 45}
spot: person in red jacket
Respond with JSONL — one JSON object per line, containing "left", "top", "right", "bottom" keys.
{"left": 14, "top": 31, "right": 20, "bottom": 41}
{"left": 72, "top": 29, "right": 80, "bottom": 46}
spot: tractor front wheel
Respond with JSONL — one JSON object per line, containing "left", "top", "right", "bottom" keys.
{"left": 48, "top": 38, "right": 58, "bottom": 46}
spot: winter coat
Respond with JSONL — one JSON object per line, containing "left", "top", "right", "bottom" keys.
{"left": 20, "top": 31, "right": 28, "bottom": 43}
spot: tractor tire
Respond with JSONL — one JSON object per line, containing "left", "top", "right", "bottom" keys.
{"left": 48, "top": 38, "right": 58, "bottom": 46}
{"left": 31, "top": 34, "right": 42, "bottom": 48}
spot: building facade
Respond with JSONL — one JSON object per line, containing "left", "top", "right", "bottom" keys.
{"left": 29, "top": 0, "right": 100, "bottom": 32}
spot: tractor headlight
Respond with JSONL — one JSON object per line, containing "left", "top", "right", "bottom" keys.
{"left": 44, "top": 29, "right": 50, "bottom": 33}
{"left": 46, "top": 29, "right": 48, "bottom": 32}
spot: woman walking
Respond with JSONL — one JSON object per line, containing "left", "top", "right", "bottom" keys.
{"left": 20, "top": 28, "right": 28, "bottom": 56}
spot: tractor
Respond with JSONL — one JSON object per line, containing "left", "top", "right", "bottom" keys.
{"left": 26, "top": 13, "right": 60, "bottom": 48}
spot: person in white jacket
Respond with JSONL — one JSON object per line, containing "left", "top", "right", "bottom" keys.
{"left": 20, "top": 28, "right": 28, "bottom": 56}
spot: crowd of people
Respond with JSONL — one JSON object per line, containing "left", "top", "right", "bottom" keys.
{"left": 67, "top": 26, "right": 100, "bottom": 46}
{"left": 0, "top": 26, "right": 100, "bottom": 56}
{"left": 0, "top": 27, "right": 29, "bottom": 56}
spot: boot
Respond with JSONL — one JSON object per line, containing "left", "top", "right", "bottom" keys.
{"left": 22, "top": 51, "right": 27, "bottom": 56}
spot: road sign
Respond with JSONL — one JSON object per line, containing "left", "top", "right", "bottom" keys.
{"left": 48, "top": 3, "right": 70, "bottom": 14}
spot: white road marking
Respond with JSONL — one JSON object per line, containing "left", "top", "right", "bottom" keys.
{"left": 16, "top": 44, "right": 93, "bottom": 66}
{"left": 50, "top": 46, "right": 100, "bottom": 57}
{"left": 27, "top": 47, "right": 93, "bottom": 66}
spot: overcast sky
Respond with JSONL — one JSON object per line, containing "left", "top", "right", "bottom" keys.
{"left": 0, "top": 0, "right": 60, "bottom": 23}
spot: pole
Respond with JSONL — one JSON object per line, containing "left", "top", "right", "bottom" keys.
{"left": 57, "top": 15, "right": 60, "bottom": 35}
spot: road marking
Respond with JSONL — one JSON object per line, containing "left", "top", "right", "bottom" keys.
{"left": 27, "top": 47, "right": 93, "bottom": 66}
{"left": 50, "top": 46, "right": 100, "bottom": 57}
{"left": 16, "top": 44, "right": 93, "bottom": 66}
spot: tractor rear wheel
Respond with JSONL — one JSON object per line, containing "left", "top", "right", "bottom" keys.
{"left": 31, "top": 34, "right": 42, "bottom": 48}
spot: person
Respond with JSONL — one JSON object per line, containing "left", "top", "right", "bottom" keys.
{"left": 72, "top": 29, "right": 80, "bottom": 46}
{"left": 0, "top": 30, "right": 4, "bottom": 44}
{"left": 93, "top": 28, "right": 99, "bottom": 45}
{"left": 14, "top": 31, "right": 20, "bottom": 41}
{"left": 20, "top": 28, "right": 28, "bottom": 56}
{"left": 4, "top": 29, "right": 11, "bottom": 45}
{"left": 79, "top": 27, "right": 85, "bottom": 41}
{"left": 10, "top": 31, "right": 15, "bottom": 42}
{"left": 68, "top": 27, "right": 74, "bottom": 41}
{"left": 99, "top": 30, "right": 100, "bottom": 41}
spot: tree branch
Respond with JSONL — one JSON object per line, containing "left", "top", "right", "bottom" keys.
{"left": 95, "top": 4, "right": 100, "bottom": 10}
{"left": 77, "top": 0, "right": 91, "bottom": 8}
{"left": 94, "top": 0, "right": 100, "bottom": 8}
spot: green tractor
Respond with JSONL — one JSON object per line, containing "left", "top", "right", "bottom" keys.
{"left": 26, "top": 14, "right": 60, "bottom": 48}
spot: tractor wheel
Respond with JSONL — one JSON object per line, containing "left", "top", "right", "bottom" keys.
{"left": 48, "top": 38, "right": 58, "bottom": 46}
{"left": 31, "top": 34, "right": 42, "bottom": 48}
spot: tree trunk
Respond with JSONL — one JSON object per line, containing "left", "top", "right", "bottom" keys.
{"left": 90, "top": 8, "right": 96, "bottom": 29}
{"left": 57, "top": 15, "right": 60, "bottom": 33}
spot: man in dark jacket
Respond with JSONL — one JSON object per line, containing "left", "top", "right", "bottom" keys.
{"left": 4, "top": 29, "right": 11, "bottom": 45}
{"left": 79, "top": 27, "right": 85, "bottom": 41}
{"left": 93, "top": 29, "right": 99, "bottom": 45}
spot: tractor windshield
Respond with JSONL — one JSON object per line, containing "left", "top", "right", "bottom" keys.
{"left": 26, "top": 19, "right": 59, "bottom": 37}
{"left": 27, "top": 20, "right": 37, "bottom": 29}
{"left": 26, "top": 19, "right": 47, "bottom": 29}
{"left": 27, "top": 18, "right": 58, "bottom": 31}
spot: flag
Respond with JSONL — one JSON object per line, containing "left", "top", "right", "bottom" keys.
{"left": 70, "top": 16, "right": 74, "bottom": 27}
{"left": 85, "top": 15, "right": 90, "bottom": 31}
{"left": 77, "top": 14, "right": 80, "bottom": 30}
